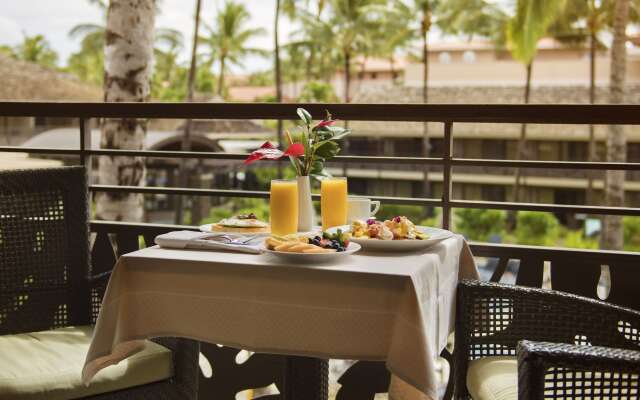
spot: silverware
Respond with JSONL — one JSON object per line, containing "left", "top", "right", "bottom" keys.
{"left": 206, "top": 235, "right": 258, "bottom": 245}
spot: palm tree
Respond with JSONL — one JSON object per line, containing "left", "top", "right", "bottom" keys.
{"left": 155, "top": 28, "right": 184, "bottom": 84}
{"left": 549, "top": 0, "right": 610, "bottom": 203}
{"left": 95, "top": 0, "right": 156, "bottom": 222}
{"left": 316, "top": 0, "right": 386, "bottom": 103}
{"left": 507, "top": 0, "right": 567, "bottom": 207}
{"left": 68, "top": 24, "right": 105, "bottom": 84}
{"left": 12, "top": 34, "right": 59, "bottom": 68}
{"left": 437, "top": 0, "right": 508, "bottom": 46}
{"left": 175, "top": 0, "right": 203, "bottom": 225}
{"left": 200, "top": 0, "right": 267, "bottom": 97}
{"left": 602, "top": 0, "right": 630, "bottom": 250}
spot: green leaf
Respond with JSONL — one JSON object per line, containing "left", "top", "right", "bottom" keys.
{"left": 507, "top": 0, "right": 567, "bottom": 64}
{"left": 310, "top": 161, "right": 331, "bottom": 178}
{"left": 331, "top": 129, "right": 351, "bottom": 141}
{"left": 314, "top": 141, "right": 340, "bottom": 160}
{"left": 297, "top": 107, "right": 313, "bottom": 125}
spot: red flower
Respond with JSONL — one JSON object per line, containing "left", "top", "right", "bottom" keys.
{"left": 283, "top": 143, "right": 304, "bottom": 157}
{"left": 244, "top": 141, "right": 304, "bottom": 165}
{"left": 314, "top": 119, "right": 336, "bottom": 129}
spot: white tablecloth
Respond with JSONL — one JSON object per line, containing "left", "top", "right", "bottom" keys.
{"left": 82, "top": 235, "right": 478, "bottom": 399}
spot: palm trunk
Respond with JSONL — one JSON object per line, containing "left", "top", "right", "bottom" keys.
{"left": 421, "top": 3, "right": 431, "bottom": 203}
{"left": 217, "top": 55, "right": 226, "bottom": 97}
{"left": 587, "top": 9, "right": 597, "bottom": 204}
{"left": 389, "top": 55, "right": 396, "bottom": 83}
{"left": 274, "top": 0, "right": 284, "bottom": 177}
{"left": 509, "top": 62, "right": 532, "bottom": 229}
{"left": 342, "top": 50, "right": 351, "bottom": 176}
{"left": 513, "top": 62, "right": 532, "bottom": 203}
{"left": 96, "top": 0, "right": 155, "bottom": 222}
{"left": 175, "top": 0, "right": 202, "bottom": 225}
{"left": 602, "top": 0, "right": 629, "bottom": 250}
{"left": 344, "top": 50, "right": 351, "bottom": 103}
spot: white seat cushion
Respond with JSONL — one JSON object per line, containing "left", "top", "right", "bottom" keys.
{"left": 467, "top": 356, "right": 517, "bottom": 400}
{"left": 0, "top": 325, "right": 173, "bottom": 400}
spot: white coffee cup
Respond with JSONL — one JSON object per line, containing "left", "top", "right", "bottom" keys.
{"left": 347, "top": 197, "right": 381, "bottom": 223}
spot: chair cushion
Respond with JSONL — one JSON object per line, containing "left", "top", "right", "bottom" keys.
{"left": 0, "top": 325, "right": 173, "bottom": 400}
{"left": 467, "top": 356, "right": 517, "bottom": 400}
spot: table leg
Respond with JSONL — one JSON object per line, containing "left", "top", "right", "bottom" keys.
{"left": 283, "top": 356, "right": 328, "bottom": 400}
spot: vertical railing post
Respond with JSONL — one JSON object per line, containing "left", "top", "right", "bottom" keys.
{"left": 442, "top": 121, "right": 453, "bottom": 230}
{"left": 79, "top": 117, "right": 92, "bottom": 177}
{"left": 80, "top": 117, "right": 93, "bottom": 222}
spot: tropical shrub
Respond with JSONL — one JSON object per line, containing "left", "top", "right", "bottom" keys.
{"left": 456, "top": 209, "right": 507, "bottom": 242}
{"left": 515, "top": 211, "right": 560, "bottom": 246}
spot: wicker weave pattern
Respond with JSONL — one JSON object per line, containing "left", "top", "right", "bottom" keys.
{"left": 454, "top": 279, "right": 640, "bottom": 399}
{"left": 0, "top": 167, "right": 90, "bottom": 334}
{"left": 518, "top": 340, "right": 640, "bottom": 399}
{"left": 0, "top": 167, "right": 199, "bottom": 400}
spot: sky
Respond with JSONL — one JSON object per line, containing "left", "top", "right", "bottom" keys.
{"left": 0, "top": 0, "right": 295, "bottom": 73}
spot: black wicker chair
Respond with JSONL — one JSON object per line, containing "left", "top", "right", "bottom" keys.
{"left": 0, "top": 167, "right": 199, "bottom": 399}
{"left": 454, "top": 279, "right": 640, "bottom": 400}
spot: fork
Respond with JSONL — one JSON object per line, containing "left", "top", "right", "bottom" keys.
{"left": 212, "top": 235, "right": 258, "bottom": 245}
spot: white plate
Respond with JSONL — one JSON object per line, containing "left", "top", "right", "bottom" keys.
{"left": 199, "top": 223, "right": 271, "bottom": 236}
{"left": 328, "top": 225, "right": 454, "bottom": 252}
{"left": 262, "top": 242, "right": 361, "bottom": 263}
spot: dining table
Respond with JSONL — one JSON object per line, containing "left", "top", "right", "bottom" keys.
{"left": 82, "top": 232, "right": 478, "bottom": 400}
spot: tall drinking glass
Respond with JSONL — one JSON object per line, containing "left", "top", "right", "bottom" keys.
{"left": 321, "top": 177, "right": 348, "bottom": 230}
{"left": 270, "top": 179, "right": 299, "bottom": 236}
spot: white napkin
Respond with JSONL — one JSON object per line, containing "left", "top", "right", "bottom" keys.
{"left": 155, "top": 230, "right": 263, "bottom": 254}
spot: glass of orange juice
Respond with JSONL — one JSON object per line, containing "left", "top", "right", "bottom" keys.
{"left": 321, "top": 177, "right": 348, "bottom": 230}
{"left": 270, "top": 179, "right": 299, "bottom": 236}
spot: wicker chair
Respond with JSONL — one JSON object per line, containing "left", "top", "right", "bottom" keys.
{"left": 0, "top": 167, "right": 199, "bottom": 399}
{"left": 454, "top": 279, "right": 640, "bottom": 400}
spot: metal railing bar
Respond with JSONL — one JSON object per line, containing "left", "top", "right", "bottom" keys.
{"left": 79, "top": 118, "right": 91, "bottom": 169}
{"left": 442, "top": 121, "right": 453, "bottom": 230}
{"left": 0, "top": 146, "right": 444, "bottom": 165}
{"left": 90, "top": 185, "right": 271, "bottom": 198}
{"left": 3, "top": 146, "right": 637, "bottom": 171}
{"left": 450, "top": 199, "right": 640, "bottom": 216}
{"left": 87, "top": 220, "right": 640, "bottom": 262}
{"left": 89, "top": 184, "right": 639, "bottom": 215}
{"left": 2, "top": 102, "right": 640, "bottom": 124}
{"left": 88, "top": 184, "right": 444, "bottom": 206}
{"left": 471, "top": 242, "right": 640, "bottom": 263}
{"left": 0, "top": 146, "right": 81, "bottom": 155}
{"left": 90, "top": 220, "right": 196, "bottom": 233}
{"left": 452, "top": 158, "right": 640, "bottom": 171}
{"left": 87, "top": 149, "right": 445, "bottom": 165}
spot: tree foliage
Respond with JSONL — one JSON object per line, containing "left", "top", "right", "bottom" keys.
{"left": 5, "top": 34, "right": 59, "bottom": 69}
{"left": 199, "top": 0, "right": 268, "bottom": 97}
{"left": 507, "top": 0, "right": 567, "bottom": 64}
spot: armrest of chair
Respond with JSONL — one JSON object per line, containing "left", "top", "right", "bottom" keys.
{"left": 454, "top": 279, "right": 640, "bottom": 399}
{"left": 517, "top": 340, "right": 640, "bottom": 400}
{"left": 88, "top": 270, "right": 112, "bottom": 287}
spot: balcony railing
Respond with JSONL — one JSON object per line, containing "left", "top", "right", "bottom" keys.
{"left": 2, "top": 101, "right": 640, "bottom": 398}
{"left": 1, "top": 101, "right": 639, "bottom": 268}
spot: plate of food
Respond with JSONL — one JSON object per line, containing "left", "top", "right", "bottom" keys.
{"left": 328, "top": 216, "right": 453, "bottom": 252}
{"left": 200, "top": 213, "right": 270, "bottom": 236}
{"left": 262, "top": 230, "right": 361, "bottom": 262}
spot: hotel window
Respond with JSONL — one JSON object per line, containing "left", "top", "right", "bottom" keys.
{"left": 482, "top": 139, "right": 507, "bottom": 159}
{"left": 482, "top": 185, "right": 506, "bottom": 202}
{"left": 628, "top": 143, "right": 640, "bottom": 162}
{"left": 438, "top": 52, "right": 452, "bottom": 64}
{"left": 463, "top": 50, "right": 476, "bottom": 63}
{"left": 566, "top": 142, "right": 588, "bottom": 161}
